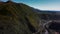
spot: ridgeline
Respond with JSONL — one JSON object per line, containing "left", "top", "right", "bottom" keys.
{"left": 0, "top": 1, "right": 40, "bottom": 34}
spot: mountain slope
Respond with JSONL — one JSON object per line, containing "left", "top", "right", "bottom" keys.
{"left": 0, "top": 1, "right": 40, "bottom": 34}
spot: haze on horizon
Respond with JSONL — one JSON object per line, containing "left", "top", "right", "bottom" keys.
{"left": 1, "top": 0, "right": 60, "bottom": 11}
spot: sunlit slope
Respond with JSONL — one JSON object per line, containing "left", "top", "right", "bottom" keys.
{"left": 0, "top": 1, "right": 39, "bottom": 34}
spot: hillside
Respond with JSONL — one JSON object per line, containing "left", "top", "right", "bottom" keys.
{"left": 0, "top": 1, "right": 40, "bottom": 34}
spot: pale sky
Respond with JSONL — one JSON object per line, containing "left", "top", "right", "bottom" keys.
{"left": 2, "top": 0, "right": 60, "bottom": 11}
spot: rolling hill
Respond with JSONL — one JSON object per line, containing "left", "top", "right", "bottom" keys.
{"left": 0, "top": 1, "right": 40, "bottom": 34}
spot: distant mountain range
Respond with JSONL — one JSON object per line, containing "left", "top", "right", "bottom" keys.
{"left": 34, "top": 9, "right": 60, "bottom": 15}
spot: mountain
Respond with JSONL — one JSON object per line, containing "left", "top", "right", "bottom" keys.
{"left": 34, "top": 9, "right": 60, "bottom": 20}
{"left": 37, "top": 11, "right": 60, "bottom": 20}
{"left": 0, "top": 1, "right": 40, "bottom": 34}
{"left": 1, "top": 1, "right": 60, "bottom": 34}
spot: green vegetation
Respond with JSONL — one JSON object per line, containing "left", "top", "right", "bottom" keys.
{"left": 0, "top": 1, "right": 40, "bottom": 34}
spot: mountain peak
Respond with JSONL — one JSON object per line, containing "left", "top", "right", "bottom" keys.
{"left": 6, "top": 1, "right": 13, "bottom": 4}
{"left": 6, "top": 0, "right": 12, "bottom": 3}
{"left": 0, "top": 1, "right": 15, "bottom": 5}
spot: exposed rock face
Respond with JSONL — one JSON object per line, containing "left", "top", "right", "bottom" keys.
{"left": 0, "top": 1, "right": 39, "bottom": 34}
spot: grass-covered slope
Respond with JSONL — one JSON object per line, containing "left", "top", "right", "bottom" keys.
{"left": 0, "top": 1, "right": 39, "bottom": 34}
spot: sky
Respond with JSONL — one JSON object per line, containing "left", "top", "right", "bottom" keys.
{"left": 1, "top": 0, "right": 60, "bottom": 11}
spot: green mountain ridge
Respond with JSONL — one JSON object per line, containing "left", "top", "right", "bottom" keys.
{"left": 0, "top": 1, "right": 40, "bottom": 34}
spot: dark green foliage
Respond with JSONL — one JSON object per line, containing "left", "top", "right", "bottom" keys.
{"left": 0, "top": 8, "right": 12, "bottom": 16}
{"left": 0, "top": 1, "right": 39, "bottom": 34}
